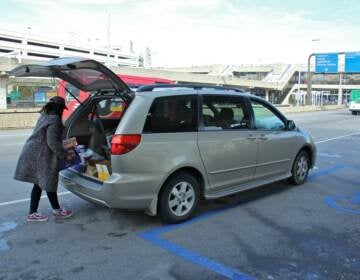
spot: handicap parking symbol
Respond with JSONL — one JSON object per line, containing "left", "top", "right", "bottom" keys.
{"left": 324, "top": 192, "right": 360, "bottom": 215}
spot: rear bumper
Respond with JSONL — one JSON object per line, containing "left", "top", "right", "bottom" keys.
{"left": 349, "top": 104, "right": 360, "bottom": 111}
{"left": 59, "top": 169, "right": 163, "bottom": 213}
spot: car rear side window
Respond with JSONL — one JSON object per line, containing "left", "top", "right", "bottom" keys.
{"left": 95, "top": 98, "right": 125, "bottom": 119}
{"left": 64, "top": 83, "right": 80, "bottom": 102}
{"left": 201, "top": 95, "right": 250, "bottom": 130}
{"left": 143, "top": 95, "right": 198, "bottom": 133}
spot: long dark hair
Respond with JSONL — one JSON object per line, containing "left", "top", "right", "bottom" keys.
{"left": 40, "top": 102, "right": 65, "bottom": 117}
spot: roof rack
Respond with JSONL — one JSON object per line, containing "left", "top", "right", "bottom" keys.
{"left": 136, "top": 83, "right": 245, "bottom": 93}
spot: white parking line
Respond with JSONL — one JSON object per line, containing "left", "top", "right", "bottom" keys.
{"left": 0, "top": 134, "right": 30, "bottom": 138}
{"left": 0, "top": 191, "right": 71, "bottom": 207}
{"left": 315, "top": 131, "right": 360, "bottom": 144}
{"left": 4, "top": 143, "right": 24, "bottom": 146}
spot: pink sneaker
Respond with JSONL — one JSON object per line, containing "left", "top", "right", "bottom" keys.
{"left": 27, "top": 212, "right": 49, "bottom": 222}
{"left": 53, "top": 209, "right": 73, "bottom": 219}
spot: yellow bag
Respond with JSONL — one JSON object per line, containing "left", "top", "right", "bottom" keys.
{"left": 96, "top": 164, "right": 110, "bottom": 181}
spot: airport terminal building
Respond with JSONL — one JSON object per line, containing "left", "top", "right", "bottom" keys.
{"left": 1, "top": 29, "right": 359, "bottom": 109}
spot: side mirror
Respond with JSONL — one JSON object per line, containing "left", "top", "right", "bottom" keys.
{"left": 286, "top": 120, "right": 296, "bottom": 130}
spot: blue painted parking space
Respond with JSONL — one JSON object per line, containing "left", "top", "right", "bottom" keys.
{"left": 138, "top": 163, "right": 357, "bottom": 280}
{"left": 325, "top": 193, "right": 360, "bottom": 215}
{"left": 323, "top": 165, "right": 360, "bottom": 215}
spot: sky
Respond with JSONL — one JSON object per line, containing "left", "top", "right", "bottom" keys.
{"left": 0, "top": 0, "right": 359, "bottom": 67}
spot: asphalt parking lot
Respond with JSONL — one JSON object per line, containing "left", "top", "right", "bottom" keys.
{"left": 0, "top": 109, "right": 359, "bottom": 280}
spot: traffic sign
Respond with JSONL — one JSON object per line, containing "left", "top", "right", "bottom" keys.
{"left": 315, "top": 53, "right": 338, "bottom": 73}
{"left": 345, "top": 52, "right": 360, "bottom": 73}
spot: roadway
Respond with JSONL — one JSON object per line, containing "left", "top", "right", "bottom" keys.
{"left": 0, "top": 109, "right": 359, "bottom": 280}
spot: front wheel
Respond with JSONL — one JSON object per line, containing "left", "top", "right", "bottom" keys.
{"left": 158, "top": 172, "right": 200, "bottom": 224}
{"left": 289, "top": 151, "right": 310, "bottom": 185}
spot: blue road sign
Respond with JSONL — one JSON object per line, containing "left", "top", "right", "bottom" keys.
{"left": 315, "top": 53, "right": 338, "bottom": 73}
{"left": 345, "top": 52, "right": 360, "bottom": 73}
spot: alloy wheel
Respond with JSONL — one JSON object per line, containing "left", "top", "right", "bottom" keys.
{"left": 296, "top": 155, "right": 308, "bottom": 181}
{"left": 168, "top": 181, "right": 195, "bottom": 217}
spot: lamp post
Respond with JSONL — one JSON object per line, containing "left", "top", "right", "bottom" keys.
{"left": 306, "top": 39, "right": 321, "bottom": 105}
{"left": 106, "top": 12, "right": 111, "bottom": 66}
{"left": 144, "top": 47, "right": 158, "bottom": 67}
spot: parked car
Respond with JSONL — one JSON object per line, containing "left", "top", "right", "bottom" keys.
{"left": 10, "top": 57, "right": 317, "bottom": 223}
{"left": 349, "top": 89, "right": 360, "bottom": 115}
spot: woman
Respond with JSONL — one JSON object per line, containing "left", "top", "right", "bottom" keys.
{"left": 14, "top": 96, "right": 74, "bottom": 222}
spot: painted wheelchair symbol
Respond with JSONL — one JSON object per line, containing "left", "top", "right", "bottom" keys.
{"left": 325, "top": 192, "right": 360, "bottom": 215}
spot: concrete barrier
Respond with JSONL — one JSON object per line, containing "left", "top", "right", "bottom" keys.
{"left": 0, "top": 108, "right": 40, "bottom": 129}
{"left": 0, "top": 105, "right": 347, "bottom": 129}
{"left": 278, "top": 105, "right": 346, "bottom": 114}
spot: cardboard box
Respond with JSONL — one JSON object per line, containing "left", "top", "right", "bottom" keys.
{"left": 85, "top": 164, "right": 98, "bottom": 177}
{"left": 87, "top": 159, "right": 112, "bottom": 174}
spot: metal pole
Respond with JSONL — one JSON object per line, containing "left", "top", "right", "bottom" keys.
{"left": 338, "top": 72, "right": 343, "bottom": 105}
{"left": 106, "top": 12, "right": 111, "bottom": 66}
{"left": 0, "top": 75, "right": 8, "bottom": 110}
{"left": 307, "top": 53, "right": 314, "bottom": 105}
{"left": 298, "top": 70, "right": 302, "bottom": 106}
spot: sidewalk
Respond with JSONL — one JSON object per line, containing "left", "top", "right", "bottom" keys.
{"left": 277, "top": 104, "right": 346, "bottom": 114}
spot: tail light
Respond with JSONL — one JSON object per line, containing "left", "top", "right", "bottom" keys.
{"left": 111, "top": 134, "right": 141, "bottom": 155}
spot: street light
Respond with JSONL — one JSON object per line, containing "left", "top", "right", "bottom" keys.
{"left": 310, "top": 38, "right": 321, "bottom": 54}
{"left": 306, "top": 39, "right": 321, "bottom": 105}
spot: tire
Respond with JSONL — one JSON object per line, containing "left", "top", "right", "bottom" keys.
{"left": 158, "top": 172, "right": 200, "bottom": 224}
{"left": 289, "top": 151, "right": 310, "bottom": 185}
{"left": 352, "top": 111, "right": 356, "bottom": 115}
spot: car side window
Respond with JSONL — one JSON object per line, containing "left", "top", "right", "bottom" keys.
{"left": 64, "top": 83, "right": 80, "bottom": 102}
{"left": 251, "top": 100, "right": 285, "bottom": 130}
{"left": 95, "top": 98, "right": 125, "bottom": 119}
{"left": 201, "top": 95, "right": 250, "bottom": 130}
{"left": 143, "top": 95, "right": 198, "bottom": 133}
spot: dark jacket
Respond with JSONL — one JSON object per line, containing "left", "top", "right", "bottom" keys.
{"left": 14, "top": 113, "right": 68, "bottom": 192}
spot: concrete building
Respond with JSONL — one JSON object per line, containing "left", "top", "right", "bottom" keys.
{"left": 1, "top": 29, "right": 359, "bottom": 109}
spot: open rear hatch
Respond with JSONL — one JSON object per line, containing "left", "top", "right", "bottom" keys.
{"left": 10, "top": 56, "right": 133, "bottom": 102}
{"left": 10, "top": 57, "right": 133, "bottom": 182}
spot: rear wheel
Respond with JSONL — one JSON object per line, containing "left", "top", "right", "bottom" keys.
{"left": 289, "top": 151, "right": 310, "bottom": 185}
{"left": 158, "top": 172, "right": 200, "bottom": 223}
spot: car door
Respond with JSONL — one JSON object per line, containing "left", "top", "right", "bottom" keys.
{"left": 249, "top": 98, "right": 295, "bottom": 180}
{"left": 197, "top": 94, "right": 258, "bottom": 194}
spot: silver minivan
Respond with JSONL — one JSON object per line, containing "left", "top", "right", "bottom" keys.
{"left": 11, "top": 58, "right": 316, "bottom": 223}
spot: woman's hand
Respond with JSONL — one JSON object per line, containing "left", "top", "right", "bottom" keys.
{"left": 65, "top": 150, "right": 75, "bottom": 163}
{"left": 63, "top": 137, "right": 78, "bottom": 149}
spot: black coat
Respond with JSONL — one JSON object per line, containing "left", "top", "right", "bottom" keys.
{"left": 14, "top": 113, "right": 68, "bottom": 192}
